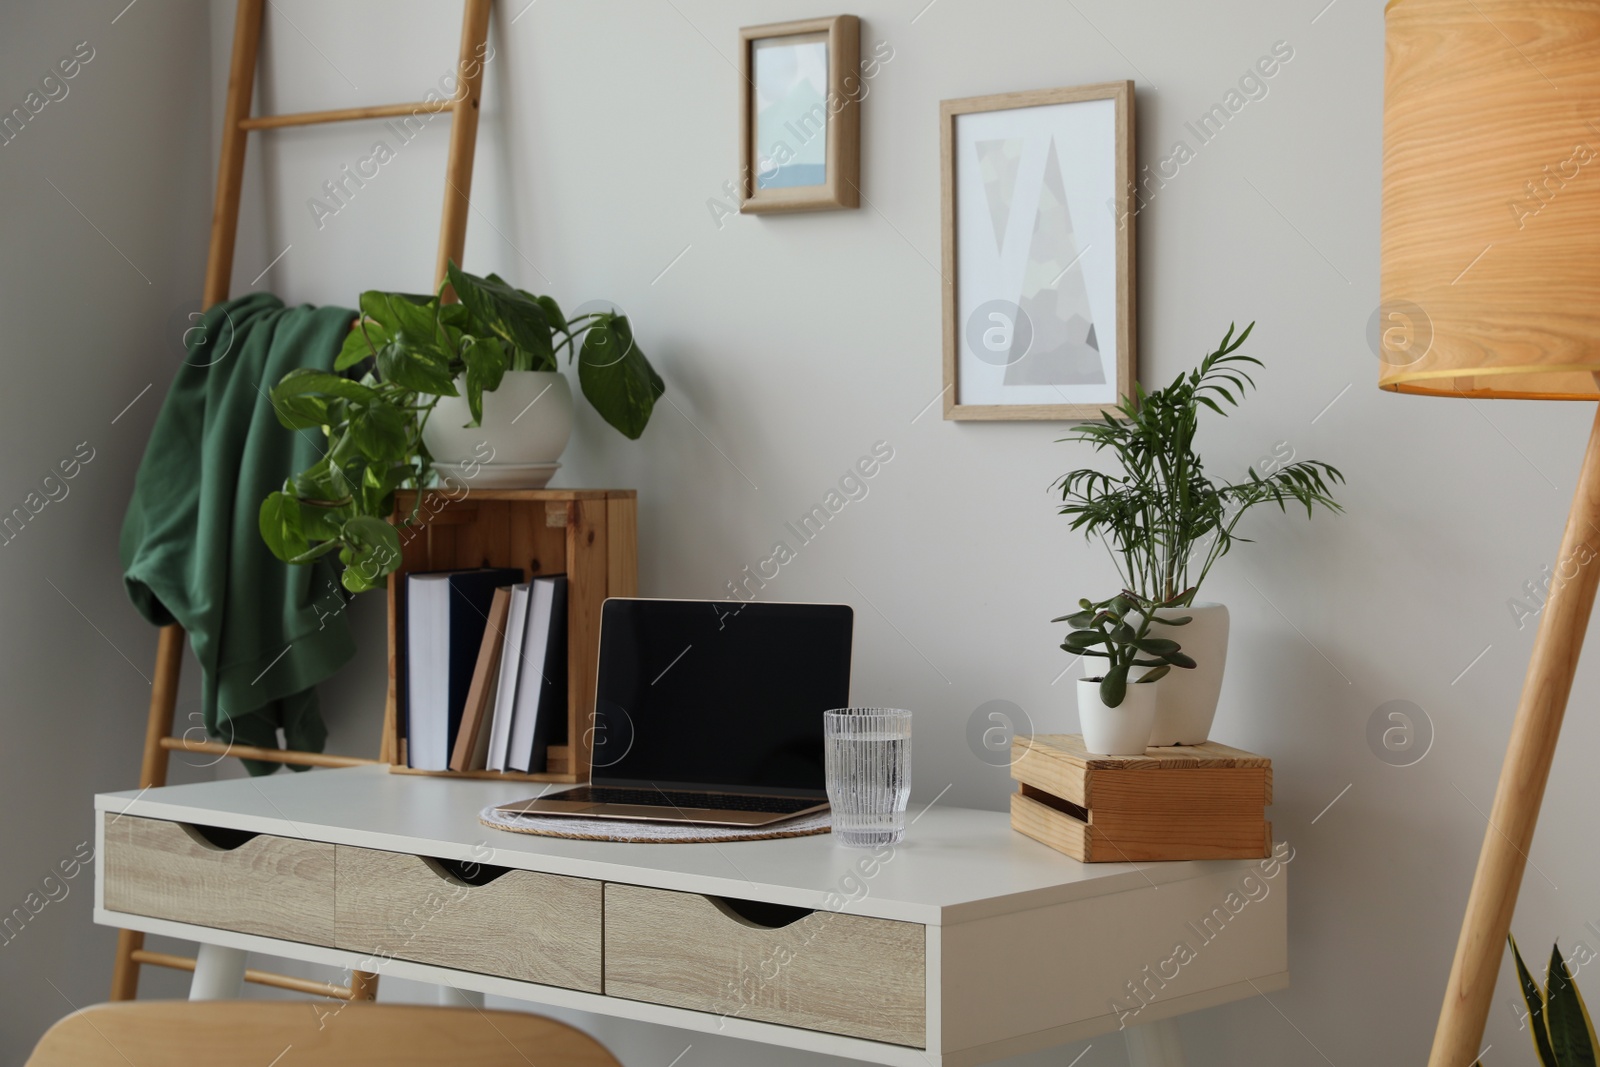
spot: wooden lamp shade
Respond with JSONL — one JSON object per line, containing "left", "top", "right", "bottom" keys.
{"left": 1382, "top": 3, "right": 1600, "bottom": 1065}
{"left": 1381, "top": 0, "right": 1600, "bottom": 398}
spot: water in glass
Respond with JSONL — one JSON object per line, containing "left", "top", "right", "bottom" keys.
{"left": 824, "top": 708, "right": 911, "bottom": 847}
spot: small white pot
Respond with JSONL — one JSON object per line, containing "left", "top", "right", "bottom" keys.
{"left": 423, "top": 370, "right": 574, "bottom": 469}
{"left": 1077, "top": 677, "right": 1157, "bottom": 756}
{"left": 1140, "top": 602, "right": 1230, "bottom": 746}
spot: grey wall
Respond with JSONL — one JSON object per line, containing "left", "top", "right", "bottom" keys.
{"left": 0, "top": 1, "right": 218, "bottom": 1062}
{"left": 6, "top": 0, "right": 1599, "bottom": 1063}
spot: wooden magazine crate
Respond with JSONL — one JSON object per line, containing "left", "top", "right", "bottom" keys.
{"left": 383, "top": 488, "right": 637, "bottom": 785}
{"left": 1009, "top": 734, "right": 1272, "bottom": 862}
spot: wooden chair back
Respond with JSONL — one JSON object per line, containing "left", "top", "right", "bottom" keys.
{"left": 26, "top": 1002, "right": 624, "bottom": 1067}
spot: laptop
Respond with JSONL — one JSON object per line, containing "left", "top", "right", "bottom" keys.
{"left": 494, "top": 598, "right": 853, "bottom": 827}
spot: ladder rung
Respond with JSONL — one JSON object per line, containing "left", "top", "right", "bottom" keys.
{"left": 131, "top": 950, "right": 361, "bottom": 1000}
{"left": 159, "top": 735, "right": 380, "bottom": 769}
{"left": 240, "top": 100, "right": 453, "bottom": 131}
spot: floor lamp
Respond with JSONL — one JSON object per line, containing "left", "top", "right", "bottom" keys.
{"left": 1381, "top": 2, "right": 1600, "bottom": 1064}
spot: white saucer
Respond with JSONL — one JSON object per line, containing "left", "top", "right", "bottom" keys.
{"left": 432, "top": 461, "right": 560, "bottom": 489}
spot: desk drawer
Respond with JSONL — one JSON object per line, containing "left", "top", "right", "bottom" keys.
{"left": 103, "top": 815, "right": 335, "bottom": 945}
{"left": 603, "top": 884, "right": 926, "bottom": 1047}
{"left": 334, "top": 846, "right": 602, "bottom": 992}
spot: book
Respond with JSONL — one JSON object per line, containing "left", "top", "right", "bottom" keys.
{"left": 404, "top": 567, "right": 522, "bottom": 771}
{"left": 447, "top": 585, "right": 513, "bottom": 772}
{"left": 508, "top": 575, "right": 568, "bottom": 773}
{"left": 486, "top": 583, "right": 531, "bottom": 772}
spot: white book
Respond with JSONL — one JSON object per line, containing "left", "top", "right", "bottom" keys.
{"left": 486, "top": 583, "right": 531, "bottom": 772}
{"left": 508, "top": 578, "right": 558, "bottom": 773}
{"left": 404, "top": 573, "right": 453, "bottom": 771}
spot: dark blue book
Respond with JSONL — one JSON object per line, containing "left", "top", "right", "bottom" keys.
{"left": 404, "top": 567, "right": 522, "bottom": 770}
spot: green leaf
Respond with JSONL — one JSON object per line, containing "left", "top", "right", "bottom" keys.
{"left": 376, "top": 340, "right": 457, "bottom": 396}
{"left": 1138, "top": 665, "right": 1171, "bottom": 684}
{"left": 1547, "top": 943, "right": 1599, "bottom": 1067}
{"left": 348, "top": 402, "right": 409, "bottom": 461}
{"left": 339, "top": 515, "right": 402, "bottom": 593}
{"left": 577, "top": 315, "right": 664, "bottom": 440}
{"left": 1134, "top": 637, "right": 1182, "bottom": 654}
{"left": 334, "top": 323, "right": 379, "bottom": 372}
{"left": 273, "top": 368, "right": 380, "bottom": 405}
{"left": 268, "top": 391, "right": 329, "bottom": 431}
{"left": 447, "top": 263, "right": 553, "bottom": 363}
{"left": 1166, "top": 652, "right": 1198, "bottom": 669}
{"left": 1513, "top": 937, "right": 1559, "bottom": 1067}
{"left": 461, "top": 335, "right": 509, "bottom": 425}
{"left": 259, "top": 491, "right": 309, "bottom": 563}
{"left": 290, "top": 457, "right": 351, "bottom": 505}
{"left": 1099, "top": 666, "right": 1128, "bottom": 708}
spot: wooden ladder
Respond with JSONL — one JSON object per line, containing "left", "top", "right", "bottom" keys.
{"left": 110, "top": 0, "right": 495, "bottom": 1003}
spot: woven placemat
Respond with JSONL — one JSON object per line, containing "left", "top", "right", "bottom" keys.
{"left": 478, "top": 804, "right": 832, "bottom": 843}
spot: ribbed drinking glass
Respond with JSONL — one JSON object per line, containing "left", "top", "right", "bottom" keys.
{"left": 824, "top": 708, "right": 912, "bottom": 847}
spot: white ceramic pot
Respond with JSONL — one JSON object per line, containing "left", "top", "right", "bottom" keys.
{"left": 422, "top": 370, "right": 574, "bottom": 481}
{"left": 1142, "top": 602, "right": 1230, "bottom": 746}
{"left": 1077, "top": 677, "right": 1157, "bottom": 756}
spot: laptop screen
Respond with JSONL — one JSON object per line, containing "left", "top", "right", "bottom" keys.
{"left": 590, "top": 599, "right": 853, "bottom": 797}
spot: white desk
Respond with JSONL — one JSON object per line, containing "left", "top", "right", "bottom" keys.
{"left": 94, "top": 766, "right": 1288, "bottom": 1066}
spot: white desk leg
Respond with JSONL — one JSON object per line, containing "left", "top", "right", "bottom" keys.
{"left": 188, "top": 943, "right": 247, "bottom": 1000}
{"left": 1124, "top": 1018, "right": 1186, "bottom": 1067}
{"left": 438, "top": 985, "right": 485, "bottom": 1009}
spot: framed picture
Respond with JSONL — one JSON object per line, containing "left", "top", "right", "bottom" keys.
{"left": 940, "top": 81, "right": 1136, "bottom": 421}
{"left": 739, "top": 15, "right": 861, "bottom": 214}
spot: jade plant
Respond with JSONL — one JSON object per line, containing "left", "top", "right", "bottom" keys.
{"left": 258, "top": 261, "right": 664, "bottom": 593}
{"left": 1054, "top": 323, "right": 1344, "bottom": 606}
{"left": 1055, "top": 592, "right": 1196, "bottom": 707}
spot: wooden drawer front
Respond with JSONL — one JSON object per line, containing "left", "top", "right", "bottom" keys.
{"left": 103, "top": 816, "right": 335, "bottom": 945}
{"left": 334, "top": 847, "right": 602, "bottom": 993}
{"left": 603, "top": 884, "right": 926, "bottom": 1047}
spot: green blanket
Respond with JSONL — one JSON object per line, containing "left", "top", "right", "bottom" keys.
{"left": 121, "top": 292, "right": 356, "bottom": 774}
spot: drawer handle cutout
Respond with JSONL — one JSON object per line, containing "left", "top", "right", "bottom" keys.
{"left": 419, "top": 856, "right": 512, "bottom": 887}
{"left": 178, "top": 824, "right": 262, "bottom": 852}
{"left": 709, "top": 896, "right": 814, "bottom": 930}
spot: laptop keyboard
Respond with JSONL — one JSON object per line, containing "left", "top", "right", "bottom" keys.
{"left": 556, "top": 786, "right": 822, "bottom": 814}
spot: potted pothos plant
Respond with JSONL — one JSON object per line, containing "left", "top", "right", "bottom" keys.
{"left": 1056, "top": 592, "right": 1195, "bottom": 755}
{"left": 258, "top": 262, "right": 664, "bottom": 593}
{"left": 1055, "top": 322, "right": 1344, "bottom": 746}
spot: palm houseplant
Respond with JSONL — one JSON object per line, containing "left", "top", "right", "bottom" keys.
{"left": 259, "top": 262, "right": 664, "bottom": 593}
{"left": 1055, "top": 593, "right": 1196, "bottom": 755}
{"left": 1055, "top": 323, "right": 1344, "bottom": 745}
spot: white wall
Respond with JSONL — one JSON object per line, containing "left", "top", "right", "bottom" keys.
{"left": 6, "top": 0, "right": 1598, "bottom": 1063}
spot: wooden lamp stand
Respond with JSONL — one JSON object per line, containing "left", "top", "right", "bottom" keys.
{"left": 1429, "top": 407, "right": 1600, "bottom": 1065}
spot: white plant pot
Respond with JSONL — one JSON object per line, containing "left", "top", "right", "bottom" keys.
{"left": 1141, "top": 602, "right": 1230, "bottom": 746}
{"left": 1077, "top": 677, "right": 1157, "bottom": 756}
{"left": 422, "top": 370, "right": 574, "bottom": 486}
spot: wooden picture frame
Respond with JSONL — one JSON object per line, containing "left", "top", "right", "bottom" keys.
{"left": 940, "top": 81, "right": 1136, "bottom": 421}
{"left": 739, "top": 15, "right": 861, "bottom": 214}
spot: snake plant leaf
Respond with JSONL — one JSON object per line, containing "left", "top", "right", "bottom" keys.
{"left": 578, "top": 314, "right": 664, "bottom": 440}
{"left": 1513, "top": 937, "right": 1559, "bottom": 1067}
{"left": 1547, "top": 942, "right": 1599, "bottom": 1067}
